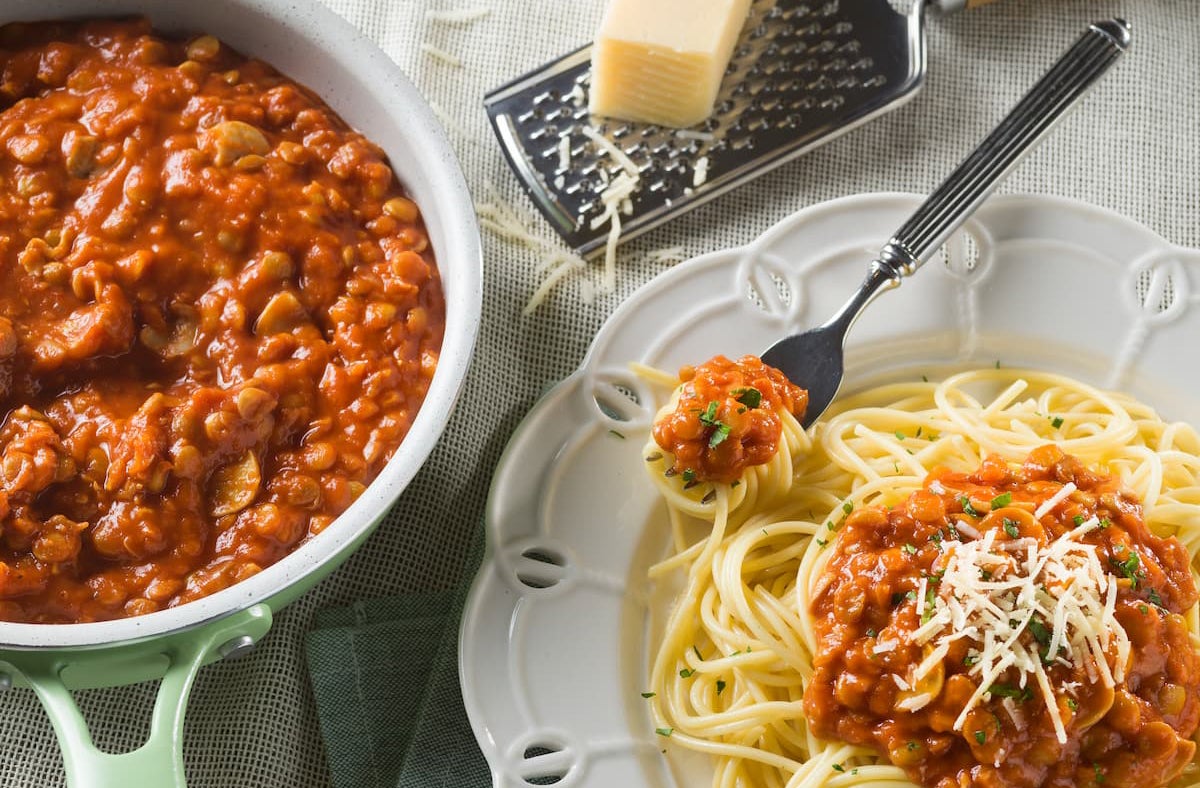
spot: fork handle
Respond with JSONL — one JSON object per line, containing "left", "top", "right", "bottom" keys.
{"left": 876, "top": 18, "right": 1131, "bottom": 280}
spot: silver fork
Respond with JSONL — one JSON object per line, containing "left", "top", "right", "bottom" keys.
{"left": 762, "top": 18, "right": 1132, "bottom": 428}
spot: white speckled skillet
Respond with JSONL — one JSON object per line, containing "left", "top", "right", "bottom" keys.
{"left": 0, "top": 1, "right": 481, "bottom": 784}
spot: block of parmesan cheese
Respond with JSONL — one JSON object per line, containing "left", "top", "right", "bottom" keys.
{"left": 589, "top": 0, "right": 752, "bottom": 128}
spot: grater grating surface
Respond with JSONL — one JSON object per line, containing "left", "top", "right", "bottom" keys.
{"left": 485, "top": 0, "right": 928, "bottom": 257}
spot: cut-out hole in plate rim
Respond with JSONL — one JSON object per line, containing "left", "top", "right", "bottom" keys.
{"left": 504, "top": 540, "right": 573, "bottom": 592}
{"left": 508, "top": 733, "right": 579, "bottom": 788}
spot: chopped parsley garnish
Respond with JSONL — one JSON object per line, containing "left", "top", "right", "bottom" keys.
{"left": 708, "top": 423, "right": 731, "bottom": 448}
{"left": 1094, "top": 763, "right": 1105, "bottom": 783}
{"left": 1028, "top": 616, "right": 1051, "bottom": 648}
{"left": 698, "top": 402, "right": 732, "bottom": 448}
{"left": 964, "top": 654, "right": 980, "bottom": 667}
{"left": 1112, "top": 549, "right": 1141, "bottom": 587}
{"left": 679, "top": 668, "right": 694, "bottom": 678}
{"left": 842, "top": 501, "right": 854, "bottom": 514}
{"left": 979, "top": 569, "right": 993, "bottom": 581}
{"left": 831, "top": 764, "right": 845, "bottom": 772}
{"left": 1067, "top": 697, "right": 1078, "bottom": 711}
{"left": 915, "top": 427, "right": 923, "bottom": 438}
{"left": 1139, "top": 604, "right": 1150, "bottom": 614}
{"left": 1098, "top": 517, "right": 1111, "bottom": 529}
{"left": 988, "top": 683, "right": 1033, "bottom": 702}
{"left": 1003, "top": 518, "right": 1020, "bottom": 538}
{"left": 974, "top": 730, "right": 986, "bottom": 745}
{"left": 894, "top": 430, "right": 906, "bottom": 441}
{"left": 1050, "top": 416, "right": 1064, "bottom": 429}
{"left": 733, "top": 387, "right": 762, "bottom": 409}
{"left": 1073, "top": 514, "right": 1085, "bottom": 526}
{"left": 681, "top": 469, "right": 695, "bottom": 484}
{"left": 959, "top": 496, "right": 981, "bottom": 517}
{"left": 902, "top": 543, "right": 917, "bottom": 555}
{"left": 655, "top": 727, "right": 673, "bottom": 737}
{"left": 906, "top": 741, "right": 919, "bottom": 752}
{"left": 990, "top": 492, "right": 1012, "bottom": 508}
{"left": 716, "top": 679, "right": 726, "bottom": 695}
{"left": 866, "top": 628, "right": 877, "bottom": 638}
{"left": 921, "top": 588, "right": 937, "bottom": 624}
{"left": 1148, "top": 588, "right": 1164, "bottom": 607}
{"left": 815, "top": 538, "right": 828, "bottom": 547}
{"left": 1028, "top": 615, "right": 1054, "bottom": 662}
{"left": 641, "top": 692, "right": 656, "bottom": 698}
{"left": 608, "top": 429, "right": 625, "bottom": 439}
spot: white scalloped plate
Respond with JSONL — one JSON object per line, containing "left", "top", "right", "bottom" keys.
{"left": 459, "top": 193, "right": 1200, "bottom": 788}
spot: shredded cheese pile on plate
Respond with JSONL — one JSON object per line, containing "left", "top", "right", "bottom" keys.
{"left": 898, "top": 515, "right": 1129, "bottom": 748}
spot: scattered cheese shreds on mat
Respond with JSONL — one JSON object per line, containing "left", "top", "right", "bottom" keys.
{"left": 426, "top": 7, "right": 492, "bottom": 24}
{"left": 645, "top": 246, "right": 686, "bottom": 265}
{"left": 475, "top": 184, "right": 589, "bottom": 314}
{"left": 421, "top": 43, "right": 463, "bottom": 67}
{"left": 428, "top": 101, "right": 471, "bottom": 140}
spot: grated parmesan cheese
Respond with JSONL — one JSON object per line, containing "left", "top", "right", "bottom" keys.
{"left": 692, "top": 155, "right": 709, "bottom": 188}
{"left": 580, "top": 126, "right": 642, "bottom": 293}
{"left": 911, "top": 520, "right": 1131, "bottom": 744}
{"left": 645, "top": 246, "right": 686, "bottom": 265}
{"left": 1034, "top": 482, "right": 1077, "bottom": 519}
{"left": 475, "top": 183, "right": 588, "bottom": 314}
{"left": 425, "top": 7, "right": 492, "bottom": 24}
{"left": 557, "top": 136, "right": 571, "bottom": 171}
{"left": 428, "top": 101, "right": 470, "bottom": 140}
{"left": 420, "top": 43, "right": 462, "bottom": 67}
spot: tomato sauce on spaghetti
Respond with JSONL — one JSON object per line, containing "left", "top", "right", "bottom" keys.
{"left": 805, "top": 446, "right": 1200, "bottom": 788}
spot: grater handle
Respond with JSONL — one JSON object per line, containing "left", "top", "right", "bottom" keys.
{"left": 875, "top": 18, "right": 1131, "bottom": 279}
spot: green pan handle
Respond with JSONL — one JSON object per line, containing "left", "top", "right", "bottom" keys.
{"left": 0, "top": 604, "right": 272, "bottom": 788}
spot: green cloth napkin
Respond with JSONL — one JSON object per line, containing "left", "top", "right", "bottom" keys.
{"left": 305, "top": 536, "right": 490, "bottom": 788}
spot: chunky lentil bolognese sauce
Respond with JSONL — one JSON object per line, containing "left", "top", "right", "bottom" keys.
{"left": 0, "top": 20, "right": 444, "bottom": 622}
{"left": 807, "top": 445, "right": 1200, "bottom": 788}
{"left": 651, "top": 355, "right": 807, "bottom": 484}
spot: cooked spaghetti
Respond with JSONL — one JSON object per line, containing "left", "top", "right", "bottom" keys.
{"left": 641, "top": 364, "right": 1200, "bottom": 788}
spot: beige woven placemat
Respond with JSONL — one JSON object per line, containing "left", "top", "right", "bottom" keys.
{"left": 0, "top": 1, "right": 1195, "bottom": 785}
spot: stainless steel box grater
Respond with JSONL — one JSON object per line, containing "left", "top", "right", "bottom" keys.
{"left": 485, "top": 0, "right": 986, "bottom": 257}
